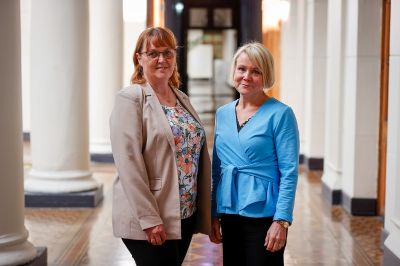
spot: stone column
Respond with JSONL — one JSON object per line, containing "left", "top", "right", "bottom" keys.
{"left": 280, "top": 0, "right": 307, "bottom": 157}
{"left": 21, "top": 0, "right": 31, "bottom": 139}
{"left": 321, "top": 0, "right": 345, "bottom": 205}
{"left": 303, "top": 0, "right": 327, "bottom": 171}
{"left": 89, "top": 0, "right": 123, "bottom": 162}
{"left": 341, "top": 0, "right": 381, "bottom": 215}
{"left": 0, "top": 0, "right": 37, "bottom": 264}
{"left": 26, "top": 0, "right": 100, "bottom": 197}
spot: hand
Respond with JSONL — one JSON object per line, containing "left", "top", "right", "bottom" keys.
{"left": 144, "top": 224, "right": 167, "bottom": 245}
{"left": 209, "top": 217, "right": 222, "bottom": 244}
{"left": 264, "top": 221, "right": 287, "bottom": 252}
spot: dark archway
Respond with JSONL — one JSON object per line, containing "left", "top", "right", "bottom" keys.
{"left": 165, "top": 0, "right": 262, "bottom": 94}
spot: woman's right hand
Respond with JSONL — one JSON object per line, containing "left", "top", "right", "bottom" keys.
{"left": 209, "top": 217, "right": 222, "bottom": 244}
{"left": 144, "top": 224, "right": 167, "bottom": 245}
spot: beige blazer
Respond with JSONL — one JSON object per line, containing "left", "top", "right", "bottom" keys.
{"left": 110, "top": 83, "right": 211, "bottom": 240}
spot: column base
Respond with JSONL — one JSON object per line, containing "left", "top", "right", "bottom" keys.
{"left": 383, "top": 244, "right": 400, "bottom": 266}
{"left": 22, "top": 247, "right": 47, "bottom": 266}
{"left": 383, "top": 227, "right": 400, "bottom": 265}
{"left": 25, "top": 184, "right": 103, "bottom": 207}
{"left": 381, "top": 228, "right": 389, "bottom": 250}
{"left": 0, "top": 241, "right": 36, "bottom": 266}
{"left": 321, "top": 181, "right": 342, "bottom": 205}
{"left": 90, "top": 153, "right": 114, "bottom": 163}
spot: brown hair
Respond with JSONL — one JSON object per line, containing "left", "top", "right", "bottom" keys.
{"left": 130, "top": 27, "right": 181, "bottom": 88}
{"left": 230, "top": 42, "right": 275, "bottom": 89}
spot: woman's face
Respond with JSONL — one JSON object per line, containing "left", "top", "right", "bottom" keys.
{"left": 137, "top": 42, "right": 176, "bottom": 84}
{"left": 233, "top": 52, "right": 264, "bottom": 97}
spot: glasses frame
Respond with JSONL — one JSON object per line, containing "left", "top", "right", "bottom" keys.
{"left": 139, "top": 49, "right": 177, "bottom": 60}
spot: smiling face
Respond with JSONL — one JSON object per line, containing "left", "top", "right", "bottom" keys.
{"left": 233, "top": 52, "right": 265, "bottom": 98}
{"left": 137, "top": 42, "right": 176, "bottom": 86}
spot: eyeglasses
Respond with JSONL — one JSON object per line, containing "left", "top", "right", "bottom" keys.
{"left": 140, "top": 49, "right": 176, "bottom": 60}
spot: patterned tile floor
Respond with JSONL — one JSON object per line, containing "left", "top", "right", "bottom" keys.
{"left": 23, "top": 164, "right": 384, "bottom": 266}
{"left": 23, "top": 81, "right": 383, "bottom": 265}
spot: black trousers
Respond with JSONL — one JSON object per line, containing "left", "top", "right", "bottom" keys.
{"left": 122, "top": 213, "right": 196, "bottom": 266}
{"left": 220, "top": 214, "right": 286, "bottom": 266}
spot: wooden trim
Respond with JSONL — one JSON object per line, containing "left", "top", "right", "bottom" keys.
{"left": 146, "top": 0, "right": 153, "bottom": 27}
{"left": 377, "top": 0, "right": 390, "bottom": 217}
{"left": 262, "top": 27, "right": 281, "bottom": 99}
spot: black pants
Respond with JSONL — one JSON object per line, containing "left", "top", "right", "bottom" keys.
{"left": 122, "top": 213, "right": 196, "bottom": 266}
{"left": 220, "top": 214, "right": 286, "bottom": 266}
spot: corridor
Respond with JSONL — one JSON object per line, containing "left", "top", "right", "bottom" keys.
{"left": 23, "top": 80, "right": 383, "bottom": 266}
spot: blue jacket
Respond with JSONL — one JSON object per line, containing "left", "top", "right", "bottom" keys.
{"left": 212, "top": 98, "right": 299, "bottom": 223}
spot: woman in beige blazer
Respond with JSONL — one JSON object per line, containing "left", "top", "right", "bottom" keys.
{"left": 110, "top": 27, "right": 211, "bottom": 266}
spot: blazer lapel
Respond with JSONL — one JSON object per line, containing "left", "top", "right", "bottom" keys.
{"left": 173, "top": 89, "right": 202, "bottom": 125}
{"left": 142, "top": 83, "right": 176, "bottom": 151}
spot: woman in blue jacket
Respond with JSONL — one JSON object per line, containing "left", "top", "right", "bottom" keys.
{"left": 209, "top": 42, "right": 299, "bottom": 266}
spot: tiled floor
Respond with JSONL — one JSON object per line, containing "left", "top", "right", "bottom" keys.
{"left": 24, "top": 80, "right": 383, "bottom": 265}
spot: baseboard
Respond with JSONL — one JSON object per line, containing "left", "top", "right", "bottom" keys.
{"left": 299, "top": 154, "right": 305, "bottom": 164}
{"left": 321, "top": 182, "right": 342, "bottom": 205}
{"left": 303, "top": 155, "right": 324, "bottom": 171}
{"left": 23, "top": 246, "right": 47, "bottom": 266}
{"left": 342, "top": 192, "right": 377, "bottom": 216}
{"left": 25, "top": 185, "right": 103, "bottom": 208}
{"left": 90, "top": 153, "right": 114, "bottom": 163}
{"left": 23, "top": 132, "right": 30, "bottom": 141}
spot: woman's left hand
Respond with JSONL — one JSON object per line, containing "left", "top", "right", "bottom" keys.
{"left": 144, "top": 224, "right": 167, "bottom": 245}
{"left": 264, "top": 221, "right": 287, "bottom": 252}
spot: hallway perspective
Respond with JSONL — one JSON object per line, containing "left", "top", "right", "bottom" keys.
{"left": 23, "top": 80, "right": 383, "bottom": 266}
{"left": 23, "top": 158, "right": 384, "bottom": 265}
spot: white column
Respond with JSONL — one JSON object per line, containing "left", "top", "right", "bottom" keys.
{"left": 280, "top": 0, "right": 307, "bottom": 154}
{"left": 303, "top": 0, "right": 327, "bottom": 162}
{"left": 26, "top": 0, "right": 99, "bottom": 193}
{"left": 89, "top": 0, "right": 123, "bottom": 157}
{"left": 0, "top": 1, "right": 37, "bottom": 264}
{"left": 321, "top": 0, "right": 345, "bottom": 195}
{"left": 341, "top": 0, "right": 381, "bottom": 203}
{"left": 384, "top": 0, "right": 400, "bottom": 262}
{"left": 21, "top": 0, "right": 31, "bottom": 134}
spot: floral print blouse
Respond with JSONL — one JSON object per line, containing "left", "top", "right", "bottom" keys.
{"left": 162, "top": 100, "right": 205, "bottom": 219}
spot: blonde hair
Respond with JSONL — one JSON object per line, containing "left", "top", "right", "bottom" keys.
{"left": 131, "top": 27, "right": 181, "bottom": 88}
{"left": 230, "top": 42, "right": 275, "bottom": 89}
